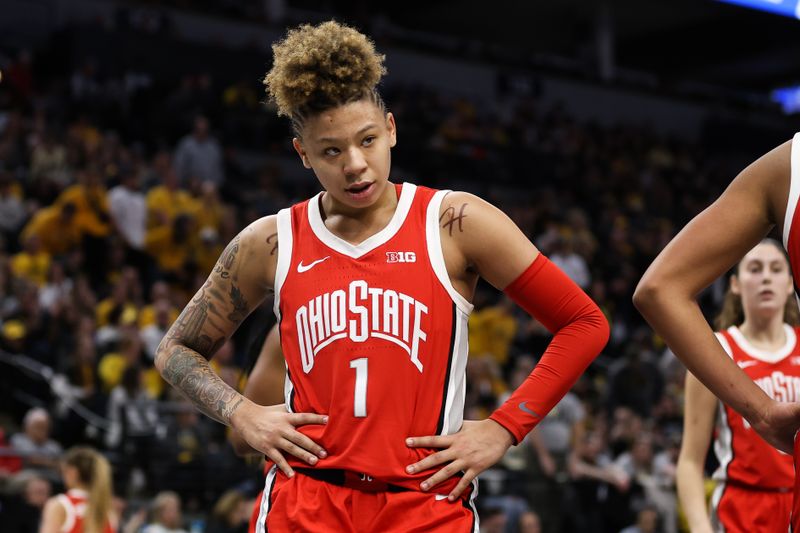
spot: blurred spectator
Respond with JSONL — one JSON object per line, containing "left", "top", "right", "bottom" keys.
{"left": 106, "top": 366, "right": 159, "bottom": 491}
{"left": 0, "top": 170, "right": 26, "bottom": 241}
{"left": 140, "top": 299, "right": 172, "bottom": 361}
{"left": 109, "top": 165, "right": 147, "bottom": 252}
{"left": 620, "top": 505, "right": 661, "bottom": 533}
{"left": 614, "top": 434, "right": 676, "bottom": 533}
{"left": 468, "top": 295, "right": 517, "bottom": 366}
{"left": 143, "top": 491, "right": 188, "bottom": 533}
{"left": 527, "top": 389, "right": 585, "bottom": 533}
{"left": 550, "top": 236, "right": 590, "bottom": 289}
{"left": 10, "top": 408, "right": 63, "bottom": 477}
{"left": 157, "top": 397, "right": 210, "bottom": 507}
{"left": 205, "top": 489, "right": 249, "bottom": 533}
{"left": 11, "top": 235, "right": 51, "bottom": 287}
{"left": 20, "top": 201, "right": 82, "bottom": 256}
{"left": 0, "top": 470, "right": 52, "bottom": 533}
{"left": 518, "top": 510, "right": 542, "bottom": 533}
{"left": 174, "top": 116, "right": 224, "bottom": 187}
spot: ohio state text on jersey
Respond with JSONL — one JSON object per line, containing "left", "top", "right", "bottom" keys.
{"left": 272, "top": 183, "right": 473, "bottom": 493}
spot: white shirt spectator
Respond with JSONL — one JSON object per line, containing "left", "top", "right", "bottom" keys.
{"left": 109, "top": 182, "right": 146, "bottom": 249}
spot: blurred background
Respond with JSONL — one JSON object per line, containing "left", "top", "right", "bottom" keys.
{"left": 0, "top": 1, "right": 798, "bottom": 532}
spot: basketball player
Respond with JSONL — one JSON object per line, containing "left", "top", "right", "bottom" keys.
{"left": 155, "top": 21, "right": 609, "bottom": 531}
{"left": 634, "top": 137, "right": 800, "bottom": 532}
{"left": 677, "top": 241, "right": 798, "bottom": 532}
{"left": 39, "top": 447, "right": 116, "bottom": 533}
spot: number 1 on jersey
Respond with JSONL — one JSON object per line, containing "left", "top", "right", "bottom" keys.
{"left": 350, "top": 358, "right": 368, "bottom": 417}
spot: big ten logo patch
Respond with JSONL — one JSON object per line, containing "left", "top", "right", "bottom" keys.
{"left": 386, "top": 252, "right": 416, "bottom": 263}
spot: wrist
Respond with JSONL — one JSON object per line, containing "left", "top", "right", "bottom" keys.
{"left": 229, "top": 397, "right": 253, "bottom": 430}
{"left": 486, "top": 418, "right": 515, "bottom": 448}
{"left": 748, "top": 397, "right": 776, "bottom": 435}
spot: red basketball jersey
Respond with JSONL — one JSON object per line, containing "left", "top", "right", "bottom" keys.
{"left": 784, "top": 132, "right": 800, "bottom": 532}
{"left": 272, "top": 182, "right": 473, "bottom": 494}
{"left": 56, "top": 489, "right": 114, "bottom": 533}
{"left": 711, "top": 325, "right": 798, "bottom": 518}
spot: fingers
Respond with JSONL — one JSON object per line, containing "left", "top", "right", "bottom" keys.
{"left": 284, "top": 430, "right": 328, "bottom": 459}
{"left": 406, "top": 435, "right": 452, "bottom": 449}
{"left": 406, "top": 450, "right": 453, "bottom": 475}
{"left": 278, "top": 438, "right": 320, "bottom": 465}
{"left": 420, "top": 460, "right": 464, "bottom": 491}
{"left": 447, "top": 472, "right": 475, "bottom": 501}
{"left": 289, "top": 412, "right": 328, "bottom": 426}
{"left": 265, "top": 449, "right": 293, "bottom": 478}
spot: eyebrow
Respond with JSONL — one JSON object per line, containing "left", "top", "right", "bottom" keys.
{"left": 317, "top": 123, "right": 378, "bottom": 144}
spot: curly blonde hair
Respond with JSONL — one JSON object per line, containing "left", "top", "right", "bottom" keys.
{"left": 264, "top": 21, "right": 387, "bottom": 134}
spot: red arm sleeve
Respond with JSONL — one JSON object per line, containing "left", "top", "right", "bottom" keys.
{"left": 488, "top": 254, "right": 609, "bottom": 444}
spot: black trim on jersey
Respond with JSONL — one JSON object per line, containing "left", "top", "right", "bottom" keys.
{"left": 264, "top": 467, "right": 278, "bottom": 533}
{"left": 435, "top": 302, "right": 457, "bottom": 435}
{"left": 461, "top": 484, "right": 477, "bottom": 533}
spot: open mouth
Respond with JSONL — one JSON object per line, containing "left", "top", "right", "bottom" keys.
{"left": 345, "top": 182, "right": 374, "bottom": 198}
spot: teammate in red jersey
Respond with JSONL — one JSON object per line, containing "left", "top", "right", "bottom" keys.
{"left": 634, "top": 136, "right": 800, "bottom": 532}
{"left": 677, "top": 241, "right": 799, "bottom": 533}
{"left": 155, "top": 20, "right": 609, "bottom": 532}
{"left": 39, "top": 446, "right": 116, "bottom": 533}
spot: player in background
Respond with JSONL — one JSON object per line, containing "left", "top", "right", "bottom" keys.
{"left": 634, "top": 136, "right": 800, "bottom": 531}
{"left": 39, "top": 446, "right": 116, "bottom": 533}
{"left": 155, "top": 20, "right": 609, "bottom": 531}
{"left": 677, "top": 241, "right": 798, "bottom": 532}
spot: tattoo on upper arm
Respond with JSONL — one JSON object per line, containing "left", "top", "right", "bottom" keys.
{"left": 266, "top": 232, "right": 278, "bottom": 255}
{"left": 440, "top": 203, "right": 468, "bottom": 236}
{"left": 214, "top": 235, "right": 241, "bottom": 279}
{"left": 162, "top": 346, "right": 243, "bottom": 424}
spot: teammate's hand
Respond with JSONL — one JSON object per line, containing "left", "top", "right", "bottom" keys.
{"left": 405, "top": 419, "right": 514, "bottom": 500}
{"left": 752, "top": 399, "right": 800, "bottom": 454}
{"left": 230, "top": 401, "right": 328, "bottom": 477}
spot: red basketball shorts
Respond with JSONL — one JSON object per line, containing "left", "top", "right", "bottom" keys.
{"left": 252, "top": 466, "right": 479, "bottom": 533}
{"left": 713, "top": 482, "right": 791, "bottom": 532}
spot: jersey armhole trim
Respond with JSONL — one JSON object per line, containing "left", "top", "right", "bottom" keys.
{"left": 715, "top": 331, "right": 734, "bottom": 359}
{"left": 57, "top": 494, "right": 75, "bottom": 533}
{"left": 425, "top": 190, "right": 474, "bottom": 315}
{"left": 273, "top": 208, "right": 293, "bottom": 319}
{"left": 781, "top": 132, "right": 800, "bottom": 248}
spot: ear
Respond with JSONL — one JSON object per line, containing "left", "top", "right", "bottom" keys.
{"left": 386, "top": 112, "right": 397, "bottom": 148}
{"left": 730, "top": 274, "right": 741, "bottom": 296}
{"left": 292, "top": 138, "right": 312, "bottom": 169}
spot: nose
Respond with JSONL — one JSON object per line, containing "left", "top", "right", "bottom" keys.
{"left": 343, "top": 146, "right": 368, "bottom": 177}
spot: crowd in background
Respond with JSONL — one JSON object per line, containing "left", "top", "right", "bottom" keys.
{"left": 0, "top": 7, "right": 783, "bottom": 533}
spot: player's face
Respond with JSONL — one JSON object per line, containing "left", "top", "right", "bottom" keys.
{"left": 292, "top": 99, "right": 397, "bottom": 211}
{"left": 732, "top": 243, "right": 794, "bottom": 319}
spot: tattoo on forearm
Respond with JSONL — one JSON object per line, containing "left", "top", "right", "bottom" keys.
{"left": 162, "top": 346, "right": 243, "bottom": 424}
{"left": 440, "top": 203, "right": 468, "bottom": 236}
{"left": 266, "top": 233, "right": 278, "bottom": 255}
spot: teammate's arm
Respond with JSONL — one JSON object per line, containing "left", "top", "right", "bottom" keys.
{"left": 155, "top": 216, "right": 327, "bottom": 477}
{"left": 634, "top": 139, "right": 800, "bottom": 453}
{"left": 38, "top": 497, "right": 66, "bottom": 533}
{"left": 406, "top": 192, "right": 609, "bottom": 499}
{"left": 229, "top": 324, "right": 287, "bottom": 456}
{"left": 676, "top": 372, "right": 718, "bottom": 533}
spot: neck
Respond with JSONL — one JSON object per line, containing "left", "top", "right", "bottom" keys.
{"left": 319, "top": 182, "right": 397, "bottom": 239}
{"left": 738, "top": 312, "right": 786, "bottom": 347}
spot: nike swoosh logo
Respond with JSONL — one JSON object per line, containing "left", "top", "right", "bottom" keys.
{"left": 737, "top": 360, "right": 759, "bottom": 369}
{"left": 297, "top": 256, "right": 330, "bottom": 273}
{"left": 434, "top": 494, "right": 449, "bottom": 501}
{"left": 519, "top": 402, "right": 541, "bottom": 418}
